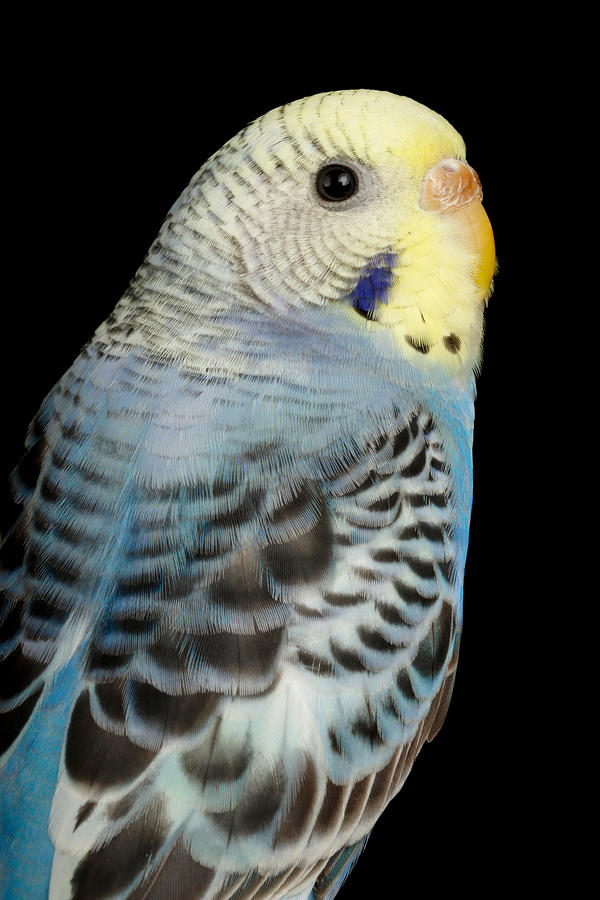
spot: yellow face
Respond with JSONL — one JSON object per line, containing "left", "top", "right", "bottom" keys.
{"left": 378, "top": 154, "right": 496, "bottom": 370}
{"left": 244, "top": 90, "right": 496, "bottom": 374}
{"left": 152, "top": 91, "right": 495, "bottom": 378}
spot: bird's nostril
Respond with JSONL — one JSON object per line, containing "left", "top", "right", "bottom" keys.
{"left": 441, "top": 159, "right": 462, "bottom": 173}
{"left": 419, "top": 158, "right": 483, "bottom": 213}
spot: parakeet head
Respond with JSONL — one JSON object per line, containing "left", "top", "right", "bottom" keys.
{"left": 105, "top": 90, "right": 494, "bottom": 382}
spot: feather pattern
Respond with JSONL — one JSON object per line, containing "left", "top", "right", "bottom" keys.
{"left": 1, "top": 88, "right": 492, "bottom": 899}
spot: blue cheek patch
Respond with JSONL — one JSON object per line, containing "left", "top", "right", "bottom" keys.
{"left": 348, "top": 251, "right": 397, "bottom": 314}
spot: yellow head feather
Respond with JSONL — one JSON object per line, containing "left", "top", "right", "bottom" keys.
{"left": 247, "top": 90, "right": 494, "bottom": 374}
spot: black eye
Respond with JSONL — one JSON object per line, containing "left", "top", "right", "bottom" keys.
{"left": 316, "top": 164, "right": 358, "bottom": 202}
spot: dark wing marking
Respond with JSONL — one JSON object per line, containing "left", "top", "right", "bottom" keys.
{"left": 42, "top": 398, "right": 340, "bottom": 896}
{"left": 3, "top": 344, "right": 468, "bottom": 900}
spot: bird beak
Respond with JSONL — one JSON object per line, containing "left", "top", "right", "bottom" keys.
{"left": 420, "top": 158, "right": 496, "bottom": 302}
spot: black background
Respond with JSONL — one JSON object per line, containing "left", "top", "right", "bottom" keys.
{"left": 2, "top": 25, "right": 551, "bottom": 899}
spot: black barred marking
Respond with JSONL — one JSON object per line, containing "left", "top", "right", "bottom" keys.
{"left": 405, "top": 557, "right": 436, "bottom": 580}
{"left": 372, "top": 548, "right": 400, "bottom": 563}
{"left": 124, "top": 537, "right": 179, "bottom": 561}
{"left": 212, "top": 474, "right": 236, "bottom": 496}
{"left": 95, "top": 682, "right": 126, "bottom": 726}
{"left": 74, "top": 801, "right": 96, "bottom": 831}
{"left": 329, "top": 640, "right": 368, "bottom": 673}
{"left": 263, "top": 490, "right": 333, "bottom": 585}
{"left": 210, "top": 559, "right": 281, "bottom": 618}
{"left": 39, "top": 474, "right": 63, "bottom": 504}
{"left": 443, "top": 333, "right": 462, "bottom": 353}
{"left": 341, "top": 470, "right": 378, "bottom": 497}
{"left": 211, "top": 489, "right": 262, "bottom": 528}
{"left": 396, "top": 669, "right": 418, "bottom": 703}
{"left": 269, "top": 483, "right": 317, "bottom": 525}
{"left": 391, "top": 426, "right": 410, "bottom": 458}
{"left": 0, "top": 686, "right": 43, "bottom": 755}
{"left": 400, "top": 445, "right": 427, "bottom": 478}
{"left": 125, "top": 838, "right": 215, "bottom": 900}
{"left": 181, "top": 725, "right": 251, "bottom": 786}
{"left": 101, "top": 615, "right": 158, "bottom": 641}
{"left": 393, "top": 581, "right": 438, "bottom": 607}
{"left": 297, "top": 647, "right": 335, "bottom": 676}
{"left": 243, "top": 441, "right": 279, "bottom": 463}
{"left": 71, "top": 798, "right": 167, "bottom": 900}
{"left": 0, "top": 647, "right": 46, "bottom": 701}
{"left": 357, "top": 625, "right": 405, "bottom": 653}
{"left": 418, "top": 522, "right": 445, "bottom": 542}
{"left": 381, "top": 691, "right": 400, "bottom": 719}
{"left": 148, "top": 628, "right": 285, "bottom": 689}
{"left": 367, "top": 491, "right": 400, "bottom": 513}
{"left": 27, "top": 596, "right": 69, "bottom": 627}
{"left": 372, "top": 433, "right": 388, "bottom": 453}
{"left": 113, "top": 570, "right": 164, "bottom": 601}
{"left": 65, "top": 487, "right": 113, "bottom": 516}
{"left": 351, "top": 714, "right": 385, "bottom": 747}
{"left": 230, "top": 770, "right": 287, "bottom": 836}
{"left": 60, "top": 419, "right": 86, "bottom": 442}
{"left": 313, "top": 779, "right": 347, "bottom": 835}
{"left": 344, "top": 513, "right": 387, "bottom": 530}
{"left": 108, "top": 787, "right": 143, "bottom": 821}
{"left": 136, "top": 481, "right": 209, "bottom": 503}
{"left": 129, "top": 681, "right": 220, "bottom": 744}
{"left": 398, "top": 525, "right": 420, "bottom": 540}
{"left": 376, "top": 600, "right": 410, "bottom": 626}
{"left": 323, "top": 592, "right": 365, "bottom": 607}
{"left": 87, "top": 648, "right": 133, "bottom": 679}
{"left": 412, "top": 602, "right": 454, "bottom": 680}
{"left": 65, "top": 691, "right": 156, "bottom": 789}
{"left": 328, "top": 727, "right": 343, "bottom": 756}
{"left": 406, "top": 335, "right": 431, "bottom": 354}
{"left": 54, "top": 519, "right": 96, "bottom": 549}
{"left": 25, "top": 543, "right": 79, "bottom": 586}
{"left": 31, "top": 507, "right": 53, "bottom": 536}
{"left": 430, "top": 493, "right": 448, "bottom": 507}
{"left": 73, "top": 462, "right": 115, "bottom": 489}
{"left": 275, "top": 754, "right": 319, "bottom": 845}
{"left": 352, "top": 566, "right": 378, "bottom": 582}
{"left": 294, "top": 602, "right": 324, "bottom": 620}
{"left": 407, "top": 492, "right": 448, "bottom": 510}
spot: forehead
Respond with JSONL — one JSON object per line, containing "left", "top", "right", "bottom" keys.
{"left": 243, "top": 90, "right": 466, "bottom": 181}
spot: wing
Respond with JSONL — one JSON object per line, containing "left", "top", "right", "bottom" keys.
{"left": 1, "top": 345, "right": 471, "bottom": 900}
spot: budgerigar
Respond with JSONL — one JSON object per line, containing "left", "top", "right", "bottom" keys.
{"left": 0, "top": 90, "right": 495, "bottom": 900}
